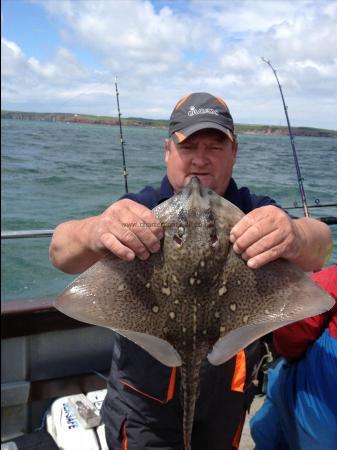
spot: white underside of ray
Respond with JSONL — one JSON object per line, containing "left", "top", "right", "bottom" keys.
{"left": 112, "top": 329, "right": 182, "bottom": 367}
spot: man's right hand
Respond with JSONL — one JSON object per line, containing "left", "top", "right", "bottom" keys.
{"left": 88, "top": 199, "right": 163, "bottom": 261}
{"left": 49, "top": 199, "right": 163, "bottom": 274}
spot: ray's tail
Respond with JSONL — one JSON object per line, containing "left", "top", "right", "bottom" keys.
{"left": 180, "top": 350, "right": 205, "bottom": 450}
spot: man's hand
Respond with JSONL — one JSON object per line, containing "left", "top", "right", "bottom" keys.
{"left": 229, "top": 205, "right": 303, "bottom": 269}
{"left": 89, "top": 199, "right": 163, "bottom": 261}
{"left": 49, "top": 199, "right": 164, "bottom": 274}
{"left": 229, "top": 205, "right": 332, "bottom": 271}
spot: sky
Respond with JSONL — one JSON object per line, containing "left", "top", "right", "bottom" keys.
{"left": 1, "top": 0, "right": 337, "bottom": 129}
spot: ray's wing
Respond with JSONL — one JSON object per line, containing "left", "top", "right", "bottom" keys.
{"left": 208, "top": 248, "right": 334, "bottom": 365}
{"left": 54, "top": 253, "right": 182, "bottom": 367}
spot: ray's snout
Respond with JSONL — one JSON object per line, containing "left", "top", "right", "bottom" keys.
{"left": 186, "top": 176, "right": 204, "bottom": 198}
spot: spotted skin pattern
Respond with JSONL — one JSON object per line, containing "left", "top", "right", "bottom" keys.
{"left": 55, "top": 177, "right": 334, "bottom": 450}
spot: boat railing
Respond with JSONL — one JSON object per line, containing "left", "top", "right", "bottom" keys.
{"left": 1, "top": 230, "right": 54, "bottom": 239}
{"left": 1, "top": 200, "right": 337, "bottom": 241}
{"left": 2, "top": 207, "right": 337, "bottom": 240}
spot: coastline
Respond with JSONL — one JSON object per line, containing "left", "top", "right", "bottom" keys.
{"left": 2, "top": 110, "right": 337, "bottom": 138}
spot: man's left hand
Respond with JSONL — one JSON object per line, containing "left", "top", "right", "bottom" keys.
{"left": 229, "top": 205, "right": 302, "bottom": 269}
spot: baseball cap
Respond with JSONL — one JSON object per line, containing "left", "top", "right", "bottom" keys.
{"left": 168, "top": 92, "right": 234, "bottom": 144}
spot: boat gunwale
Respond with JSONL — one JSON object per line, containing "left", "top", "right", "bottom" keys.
{"left": 1, "top": 297, "right": 56, "bottom": 315}
{"left": 1, "top": 297, "right": 89, "bottom": 339}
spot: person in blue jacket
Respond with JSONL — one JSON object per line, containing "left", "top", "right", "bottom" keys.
{"left": 250, "top": 265, "right": 337, "bottom": 450}
{"left": 49, "top": 92, "right": 332, "bottom": 450}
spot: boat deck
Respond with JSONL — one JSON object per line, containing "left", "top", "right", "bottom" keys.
{"left": 240, "top": 395, "right": 265, "bottom": 449}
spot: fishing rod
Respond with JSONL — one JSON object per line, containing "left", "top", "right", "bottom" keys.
{"left": 114, "top": 76, "right": 129, "bottom": 193}
{"left": 261, "top": 57, "right": 310, "bottom": 218}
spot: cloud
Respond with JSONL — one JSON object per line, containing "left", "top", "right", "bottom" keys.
{"left": 2, "top": 0, "right": 337, "bottom": 128}
{"left": 2, "top": 38, "right": 88, "bottom": 83}
{"left": 39, "top": 0, "right": 194, "bottom": 69}
{"left": 2, "top": 37, "right": 90, "bottom": 108}
{"left": 194, "top": 0, "right": 297, "bottom": 33}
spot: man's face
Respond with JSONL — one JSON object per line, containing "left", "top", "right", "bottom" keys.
{"left": 165, "top": 129, "right": 238, "bottom": 195}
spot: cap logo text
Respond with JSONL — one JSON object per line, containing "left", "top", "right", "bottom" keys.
{"left": 188, "top": 106, "right": 219, "bottom": 117}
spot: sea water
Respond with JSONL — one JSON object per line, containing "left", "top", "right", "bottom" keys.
{"left": 1, "top": 119, "right": 336, "bottom": 301}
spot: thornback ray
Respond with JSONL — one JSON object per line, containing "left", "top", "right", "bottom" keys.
{"left": 55, "top": 176, "right": 334, "bottom": 450}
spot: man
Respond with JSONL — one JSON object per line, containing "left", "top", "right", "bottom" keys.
{"left": 49, "top": 92, "right": 332, "bottom": 450}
